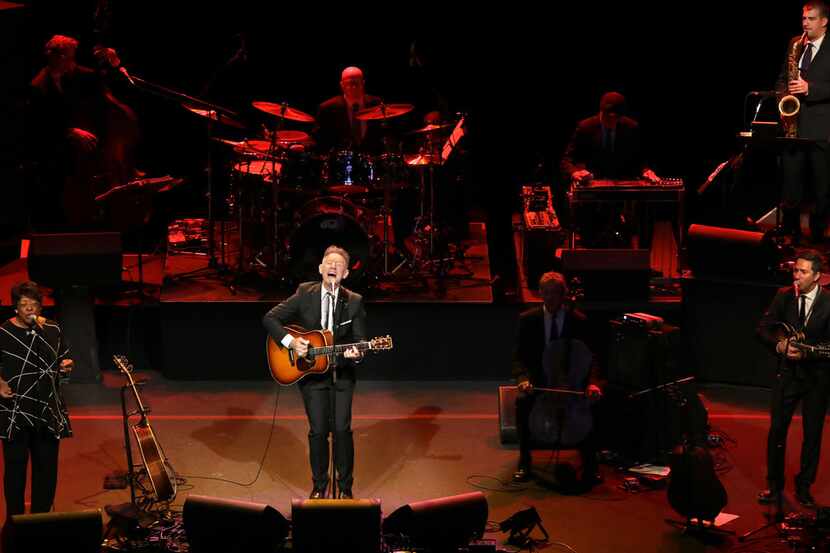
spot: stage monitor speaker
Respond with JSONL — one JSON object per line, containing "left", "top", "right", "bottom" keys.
{"left": 292, "top": 498, "right": 381, "bottom": 553}
{"left": 559, "top": 248, "right": 650, "bottom": 300}
{"left": 28, "top": 232, "right": 122, "bottom": 288}
{"left": 6, "top": 509, "right": 103, "bottom": 553}
{"left": 381, "top": 491, "right": 487, "bottom": 551}
{"left": 183, "top": 495, "right": 289, "bottom": 553}
{"left": 498, "top": 385, "right": 519, "bottom": 444}
{"left": 686, "top": 224, "right": 779, "bottom": 281}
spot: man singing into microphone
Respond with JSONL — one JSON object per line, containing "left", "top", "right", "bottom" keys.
{"left": 263, "top": 246, "right": 366, "bottom": 499}
{"left": 757, "top": 250, "right": 830, "bottom": 507}
{"left": 0, "top": 281, "right": 74, "bottom": 517}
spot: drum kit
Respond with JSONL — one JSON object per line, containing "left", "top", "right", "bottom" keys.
{"left": 188, "top": 97, "right": 459, "bottom": 287}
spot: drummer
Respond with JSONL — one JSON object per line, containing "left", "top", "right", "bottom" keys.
{"left": 314, "top": 66, "right": 383, "bottom": 154}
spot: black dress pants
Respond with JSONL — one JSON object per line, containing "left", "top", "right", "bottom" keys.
{"left": 299, "top": 373, "right": 355, "bottom": 491}
{"left": 766, "top": 365, "right": 830, "bottom": 491}
{"left": 2, "top": 427, "right": 61, "bottom": 517}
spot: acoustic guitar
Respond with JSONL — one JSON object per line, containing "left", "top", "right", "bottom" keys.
{"left": 113, "top": 355, "right": 177, "bottom": 502}
{"left": 266, "top": 325, "right": 393, "bottom": 385}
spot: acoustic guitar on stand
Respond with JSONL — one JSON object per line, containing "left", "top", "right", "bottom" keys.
{"left": 266, "top": 325, "right": 393, "bottom": 385}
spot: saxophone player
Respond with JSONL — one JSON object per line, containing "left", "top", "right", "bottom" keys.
{"left": 777, "top": 2, "right": 830, "bottom": 245}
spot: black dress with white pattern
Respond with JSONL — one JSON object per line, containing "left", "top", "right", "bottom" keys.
{"left": 0, "top": 319, "right": 72, "bottom": 441}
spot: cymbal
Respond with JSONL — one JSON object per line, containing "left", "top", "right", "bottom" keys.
{"left": 407, "top": 122, "right": 453, "bottom": 135}
{"left": 182, "top": 104, "right": 245, "bottom": 129}
{"left": 404, "top": 153, "right": 442, "bottom": 167}
{"left": 252, "top": 101, "right": 315, "bottom": 123}
{"left": 355, "top": 103, "right": 414, "bottom": 121}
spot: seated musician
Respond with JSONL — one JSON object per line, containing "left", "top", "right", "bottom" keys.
{"left": 512, "top": 272, "right": 604, "bottom": 490}
{"left": 313, "top": 66, "right": 382, "bottom": 153}
{"left": 262, "top": 245, "right": 366, "bottom": 500}
{"left": 560, "top": 92, "right": 659, "bottom": 247}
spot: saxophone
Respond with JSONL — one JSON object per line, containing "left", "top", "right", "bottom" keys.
{"left": 779, "top": 32, "right": 807, "bottom": 138}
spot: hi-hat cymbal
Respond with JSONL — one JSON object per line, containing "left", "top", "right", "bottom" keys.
{"left": 407, "top": 122, "right": 453, "bottom": 135}
{"left": 355, "top": 103, "right": 414, "bottom": 121}
{"left": 183, "top": 104, "right": 245, "bottom": 128}
{"left": 252, "top": 101, "right": 315, "bottom": 123}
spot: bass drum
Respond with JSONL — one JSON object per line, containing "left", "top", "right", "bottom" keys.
{"left": 288, "top": 196, "right": 371, "bottom": 285}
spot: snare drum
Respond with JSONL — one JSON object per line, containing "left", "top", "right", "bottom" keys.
{"left": 325, "top": 149, "right": 374, "bottom": 194}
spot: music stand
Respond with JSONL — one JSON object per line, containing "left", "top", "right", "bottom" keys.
{"left": 738, "top": 133, "right": 817, "bottom": 242}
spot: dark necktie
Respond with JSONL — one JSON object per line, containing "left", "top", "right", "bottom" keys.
{"left": 548, "top": 315, "right": 559, "bottom": 343}
{"left": 799, "top": 294, "right": 808, "bottom": 329}
{"left": 801, "top": 43, "right": 814, "bottom": 75}
{"left": 324, "top": 292, "right": 334, "bottom": 331}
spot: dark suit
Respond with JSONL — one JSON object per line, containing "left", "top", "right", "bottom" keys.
{"left": 512, "top": 305, "right": 602, "bottom": 482}
{"left": 263, "top": 281, "right": 367, "bottom": 492}
{"left": 758, "top": 286, "right": 830, "bottom": 491}
{"left": 776, "top": 35, "right": 830, "bottom": 236}
{"left": 313, "top": 94, "right": 382, "bottom": 153}
{"left": 560, "top": 115, "right": 647, "bottom": 181}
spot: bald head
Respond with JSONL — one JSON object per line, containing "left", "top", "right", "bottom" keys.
{"left": 340, "top": 66, "right": 365, "bottom": 103}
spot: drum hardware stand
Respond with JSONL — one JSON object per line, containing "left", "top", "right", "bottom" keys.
{"left": 128, "top": 74, "right": 238, "bottom": 278}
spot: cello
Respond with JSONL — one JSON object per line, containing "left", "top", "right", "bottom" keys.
{"left": 527, "top": 338, "right": 594, "bottom": 448}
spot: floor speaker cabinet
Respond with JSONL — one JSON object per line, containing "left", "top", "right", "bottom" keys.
{"left": 292, "top": 498, "right": 381, "bottom": 553}
{"left": 28, "top": 232, "right": 123, "bottom": 288}
{"left": 605, "top": 321, "right": 708, "bottom": 463}
{"left": 498, "top": 385, "right": 519, "bottom": 445}
{"left": 183, "top": 495, "right": 289, "bottom": 553}
{"left": 686, "top": 224, "right": 780, "bottom": 281}
{"left": 558, "top": 248, "right": 650, "bottom": 300}
{"left": 6, "top": 509, "right": 103, "bottom": 553}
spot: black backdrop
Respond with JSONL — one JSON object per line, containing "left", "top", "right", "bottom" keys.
{"left": 17, "top": 2, "right": 801, "bottom": 277}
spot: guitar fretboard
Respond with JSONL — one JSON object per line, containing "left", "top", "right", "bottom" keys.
{"left": 309, "top": 341, "right": 372, "bottom": 356}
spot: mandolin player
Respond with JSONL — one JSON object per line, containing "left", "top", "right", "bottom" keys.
{"left": 262, "top": 245, "right": 366, "bottom": 500}
{"left": 758, "top": 250, "right": 830, "bottom": 508}
{"left": 511, "top": 272, "right": 603, "bottom": 490}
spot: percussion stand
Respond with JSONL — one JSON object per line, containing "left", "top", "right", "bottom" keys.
{"left": 128, "top": 75, "right": 236, "bottom": 276}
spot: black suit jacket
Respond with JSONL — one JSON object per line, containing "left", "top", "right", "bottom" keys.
{"left": 512, "top": 306, "right": 600, "bottom": 388}
{"left": 263, "top": 281, "right": 368, "bottom": 380}
{"left": 313, "top": 94, "right": 382, "bottom": 153}
{"left": 560, "top": 114, "right": 647, "bottom": 180}
{"left": 758, "top": 285, "right": 830, "bottom": 368}
{"left": 776, "top": 35, "right": 830, "bottom": 141}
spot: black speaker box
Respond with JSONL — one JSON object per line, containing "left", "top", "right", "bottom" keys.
{"left": 6, "top": 509, "right": 103, "bottom": 553}
{"left": 686, "top": 224, "right": 779, "bottom": 280}
{"left": 292, "top": 498, "right": 381, "bottom": 553}
{"left": 183, "top": 495, "right": 289, "bottom": 553}
{"left": 382, "top": 492, "right": 487, "bottom": 551}
{"left": 559, "top": 248, "right": 650, "bottom": 300}
{"left": 28, "top": 232, "right": 122, "bottom": 288}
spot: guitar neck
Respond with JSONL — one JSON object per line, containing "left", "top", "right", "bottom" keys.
{"left": 310, "top": 341, "right": 372, "bottom": 356}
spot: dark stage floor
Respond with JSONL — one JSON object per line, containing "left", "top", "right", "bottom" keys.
{"left": 6, "top": 376, "right": 828, "bottom": 552}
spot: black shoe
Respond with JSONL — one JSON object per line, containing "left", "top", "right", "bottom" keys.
{"left": 513, "top": 466, "right": 531, "bottom": 483}
{"left": 309, "top": 487, "right": 327, "bottom": 499}
{"left": 795, "top": 486, "right": 816, "bottom": 508}
{"left": 758, "top": 489, "right": 781, "bottom": 505}
{"left": 338, "top": 489, "right": 353, "bottom": 499}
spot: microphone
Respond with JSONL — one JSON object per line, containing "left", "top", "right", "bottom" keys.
{"left": 749, "top": 90, "right": 777, "bottom": 97}
{"left": 794, "top": 281, "right": 801, "bottom": 298}
{"left": 119, "top": 66, "right": 136, "bottom": 86}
